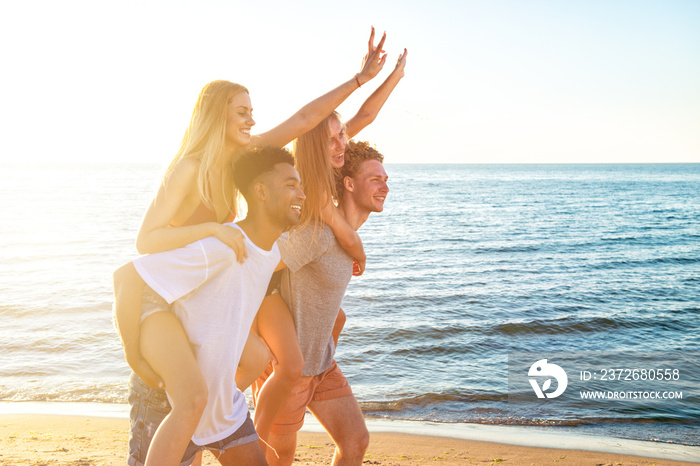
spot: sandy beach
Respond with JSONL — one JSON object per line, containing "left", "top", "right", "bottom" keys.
{"left": 1, "top": 414, "right": 698, "bottom": 466}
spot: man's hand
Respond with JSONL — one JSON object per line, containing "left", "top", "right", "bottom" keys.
{"left": 126, "top": 350, "right": 163, "bottom": 389}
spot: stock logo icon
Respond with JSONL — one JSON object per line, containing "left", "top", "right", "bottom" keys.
{"left": 528, "top": 359, "right": 568, "bottom": 399}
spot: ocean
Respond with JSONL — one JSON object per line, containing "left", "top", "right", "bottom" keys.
{"left": 1, "top": 163, "right": 698, "bottom": 446}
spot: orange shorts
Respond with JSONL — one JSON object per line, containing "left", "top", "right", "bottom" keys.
{"left": 252, "top": 360, "right": 353, "bottom": 434}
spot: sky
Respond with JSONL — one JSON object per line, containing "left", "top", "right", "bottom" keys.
{"left": 1, "top": 0, "right": 698, "bottom": 164}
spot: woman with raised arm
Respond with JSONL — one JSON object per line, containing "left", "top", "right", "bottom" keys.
{"left": 252, "top": 47, "right": 407, "bottom": 452}
{"left": 113, "top": 28, "right": 388, "bottom": 466}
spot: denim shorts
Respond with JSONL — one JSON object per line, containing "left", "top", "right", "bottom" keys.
{"left": 127, "top": 372, "right": 259, "bottom": 466}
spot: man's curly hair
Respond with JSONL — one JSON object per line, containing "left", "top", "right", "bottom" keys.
{"left": 335, "top": 141, "right": 384, "bottom": 201}
{"left": 233, "top": 146, "right": 295, "bottom": 202}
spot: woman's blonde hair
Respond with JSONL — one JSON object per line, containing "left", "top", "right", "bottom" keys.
{"left": 293, "top": 112, "right": 342, "bottom": 233}
{"left": 164, "top": 80, "right": 249, "bottom": 213}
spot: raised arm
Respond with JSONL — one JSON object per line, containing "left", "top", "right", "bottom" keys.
{"left": 253, "top": 27, "right": 387, "bottom": 148}
{"left": 322, "top": 201, "right": 366, "bottom": 275}
{"left": 135, "top": 159, "right": 246, "bottom": 260}
{"left": 345, "top": 48, "right": 407, "bottom": 139}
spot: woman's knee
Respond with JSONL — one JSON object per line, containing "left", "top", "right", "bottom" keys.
{"left": 275, "top": 353, "right": 303, "bottom": 384}
{"left": 190, "top": 385, "right": 208, "bottom": 418}
{"left": 240, "top": 335, "right": 271, "bottom": 374}
{"left": 169, "top": 371, "right": 208, "bottom": 419}
{"left": 113, "top": 262, "right": 141, "bottom": 290}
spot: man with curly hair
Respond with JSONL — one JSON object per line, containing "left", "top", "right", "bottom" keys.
{"left": 254, "top": 141, "right": 389, "bottom": 466}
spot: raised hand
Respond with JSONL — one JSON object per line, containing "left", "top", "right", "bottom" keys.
{"left": 393, "top": 48, "right": 407, "bottom": 78}
{"left": 356, "top": 26, "right": 388, "bottom": 86}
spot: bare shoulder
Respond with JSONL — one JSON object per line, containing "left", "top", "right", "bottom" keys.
{"left": 164, "top": 158, "right": 199, "bottom": 192}
{"left": 170, "top": 158, "right": 199, "bottom": 178}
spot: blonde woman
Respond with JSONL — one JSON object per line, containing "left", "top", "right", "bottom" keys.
{"left": 252, "top": 48, "right": 407, "bottom": 451}
{"left": 113, "top": 29, "right": 389, "bottom": 466}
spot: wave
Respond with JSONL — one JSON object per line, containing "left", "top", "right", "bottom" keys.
{"left": 347, "top": 314, "right": 692, "bottom": 348}
{"left": 361, "top": 390, "right": 507, "bottom": 411}
{"left": 590, "top": 256, "right": 700, "bottom": 270}
{"left": 0, "top": 384, "right": 126, "bottom": 404}
{"left": 600, "top": 235, "right": 640, "bottom": 242}
{"left": 491, "top": 315, "right": 687, "bottom": 335}
{"left": 473, "top": 245, "right": 542, "bottom": 254}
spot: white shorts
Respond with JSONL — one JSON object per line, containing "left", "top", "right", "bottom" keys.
{"left": 141, "top": 284, "right": 171, "bottom": 323}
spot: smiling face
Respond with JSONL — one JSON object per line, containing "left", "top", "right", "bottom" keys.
{"left": 328, "top": 116, "right": 347, "bottom": 169}
{"left": 348, "top": 159, "right": 389, "bottom": 213}
{"left": 262, "top": 162, "right": 306, "bottom": 229}
{"left": 226, "top": 92, "right": 255, "bottom": 148}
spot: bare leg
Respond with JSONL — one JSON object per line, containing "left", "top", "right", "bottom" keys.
{"left": 254, "top": 294, "right": 304, "bottom": 451}
{"left": 264, "top": 431, "right": 297, "bottom": 466}
{"left": 113, "top": 263, "right": 162, "bottom": 388}
{"left": 235, "top": 332, "right": 270, "bottom": 391}
{"left": 140, "top": 311, "right": 208, "bottom": 466}
{"left": 215, "top": 439, "right": 268, "bottom": 466}
{"left": 332, "top": 308, "right": 346, "bottom": 347}
{"left": 307, "top": 395, "right": 369, "bottom": 466}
